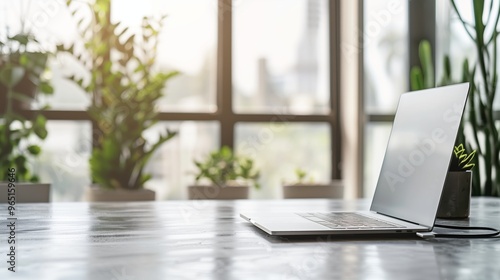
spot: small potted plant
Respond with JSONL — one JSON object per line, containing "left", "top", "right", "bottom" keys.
{"left": 0, "top": 32, "right": 53, "bottom": 203}
{"left": 189, "top": 146, "right": 260, "bottom": 199}
{"left": 437, "top": 144, "right": 476, "bottom": 219}
{"left": 59, "top": 0, "right": 178, "bottom": 201}
{"left": 282, "top": 168, "right": 343, "bottom": 199}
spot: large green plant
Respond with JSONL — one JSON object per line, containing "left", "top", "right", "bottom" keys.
{"left": 58, "top": 0, "right": 178, "bottom": 190}
{"left": 0, "top": 33, "right": 53, "bottom": 182}
{"left": 410, "top": 0, "right": 500, "bottom": 197}
{"left": 449, "top": 0, "right": 500, "bottom": 196}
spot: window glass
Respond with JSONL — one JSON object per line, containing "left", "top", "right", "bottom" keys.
{"left": 363, "top": 122, "right": 392, "bottom": 198}
{"left": 33, "top": 121, "right": 219, "bottom": 201}
{"left": 233, "top": 0, "right": 330, "bottom": 115}
{"left": 33, "top": 121, "right": 92, "bottom": 202}
{"left": 363, "top": 0, "right": 408, "bottom": 197}
{"left": 436, "top": 0, "right": 500, "bottom": 110}
{"left": 0, "top": 0, "right": 90, "bottom": 110}
{"left": 235, "top": 122, "right": 331, "bottom": 199}
{"left": 363, "top": 0, "right": 408, "bottom": 114}
{"left": 143, "top": 121, "right": 220, "bottom": 200}
{"left": 111, "top": 0, "right": 218, "bottom": 112}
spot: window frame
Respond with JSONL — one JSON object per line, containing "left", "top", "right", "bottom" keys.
{"left": 35, "top": 0, "right": 343, "bottom": 183}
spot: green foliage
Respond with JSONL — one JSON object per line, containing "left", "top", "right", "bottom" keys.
{"left": 450, "top": 144, "right": 476, "bottom": 171}
{"left": 295, "top": 168, "right": 307, "bottom": 183}
{"left": 292, "top": 168, "right": 315, "bottom": 184}
{"left": 59, "top": 0, "right": 178, "bottom": 190}
{"left": 410, "top": 40, "right": 434, "bottom": 90}
{"left": 0, "top": 33, "right": 52, "bottom": 183}
{"left": 194, "top": 146, "right": 260, "bottom": 189}
{"left": 449, "top": 0, "right": 500, "bottom": 196}
{"left": 411, "top": 0, "right": 500, "bottom": 196}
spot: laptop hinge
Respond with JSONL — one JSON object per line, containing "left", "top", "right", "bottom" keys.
{"left": 375, "top": 211, "right": 428, "bottom": 228}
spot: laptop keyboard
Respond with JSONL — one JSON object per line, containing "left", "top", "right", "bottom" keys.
{"left": 297, "top": 212, "right": 403, "bottom": 229}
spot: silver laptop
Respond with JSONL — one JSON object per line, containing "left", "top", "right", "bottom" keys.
{"left": 241, "top": 83, "right": 470, "bottom": 236}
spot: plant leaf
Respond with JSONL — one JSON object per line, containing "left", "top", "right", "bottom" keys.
{"left": 27, "top": 145, "right": 42, "bottom": 155}
{"left": 0, "top": 65, "right": 25, "bottom": 87}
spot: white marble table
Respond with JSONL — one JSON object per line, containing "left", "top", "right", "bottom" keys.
{"left": 1, "top": 198, "right": 499, "bottom": 279}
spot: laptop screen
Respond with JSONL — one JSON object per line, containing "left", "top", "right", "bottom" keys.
{"left": 370, "top": 83, "right": 469, "bottom": 228}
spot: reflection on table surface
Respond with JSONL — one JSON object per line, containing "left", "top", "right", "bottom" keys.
{"left": 0, "top": 198, "right": 499, "bottom": 279}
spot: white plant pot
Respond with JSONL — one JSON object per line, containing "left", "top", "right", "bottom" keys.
{"left": 84, "top": 185, "right": 155, "bottom": 202}
{"left": 0, "top": 183, "right": 51, "bottom": 203}
{"left": 282, "top": 181, "right": 343, "bottom": 199}
{"left": 188, "top": 185, "right": 249, "bottom": 200}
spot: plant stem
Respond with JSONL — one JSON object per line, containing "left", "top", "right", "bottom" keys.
{"left": 451, "top": 0, "right": 476, "bottom": 41}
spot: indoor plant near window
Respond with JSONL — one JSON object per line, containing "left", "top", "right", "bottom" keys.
{"left": 413, "top": 1, "right": 500, "bottom": 196}
{"left": 448, "top": 0, "right": 500, "bottom": 196}
{"left": 189, "top": 146, "right": 260, "bottom": 199}
{"left": 282, "top": 168, "right": 343, "bottom": 199}
{"left": 58, "top": 0, "right": 178, "bottom": 201}
{"left": 437, "top": 144, "right": 476, "bottom": 218}
{"left": 0, "top": 33, "right": 53, "bottom": 203}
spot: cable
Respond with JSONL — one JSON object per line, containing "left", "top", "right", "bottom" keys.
{"left": 429, "top": 224, "right": 500, "bottom": 238}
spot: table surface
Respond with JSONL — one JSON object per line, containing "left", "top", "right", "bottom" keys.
{"left": 1, "top": 198, "right": 499, "bottom": 280}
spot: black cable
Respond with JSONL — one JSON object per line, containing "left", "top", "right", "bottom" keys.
{"left": 432, "top": 223, "right": 500, "bottom": 238}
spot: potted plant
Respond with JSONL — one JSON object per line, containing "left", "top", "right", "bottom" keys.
{"left": 58, "top": 0, "right": 178, "bottom": 201}
{"left": 437, "top": 144, "right": 476, "bottom": 218}
{"left": 282, "top": 168, "right": 343, "bottom": 199}
{"left": 189, "top": 146, "right": 260, "bottom": 199}
{"left": 0, "top": 32, "right": 53, "bottom": 203}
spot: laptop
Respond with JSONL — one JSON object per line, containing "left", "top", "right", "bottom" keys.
{"left": 240, "top": 83, "right": 470, "bottom": 236}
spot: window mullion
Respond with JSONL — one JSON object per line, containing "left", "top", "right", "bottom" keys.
{"left": 329, "top": 0, "right": 341, "bottom": 180}
{"left": 217, "top": 0, "right": 234, "bottom": 148}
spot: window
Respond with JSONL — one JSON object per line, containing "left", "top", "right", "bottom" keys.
{"left": 235, "top": 122, "right": 331, "bottom": 198}
{"left": 143, "top": 122, "right": 220, "bottom": 200}
{"left": 34, "top": 121, "right": 91, "bottom": 201}
{"left": 363, "top": 0, "right": 408, "bottom": 197}
{"left": 436, "top": 0, "right": 500, "bottom": 110}
{"left": 2, "top": 0, "right": 342, "bottom": 200}
{"left": 111, "top": 0, "right": 218, "bottom": 112}
{"left": 232, "top": 0, "right": 330, "bottom": 114}
{"left": 363, "top": 0, "right": 408, "bottom": 114}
